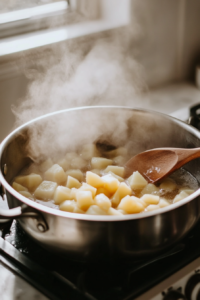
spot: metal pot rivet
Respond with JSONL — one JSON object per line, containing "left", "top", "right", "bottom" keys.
{"left": 3, "top": 164, "right": 7, "bottom": 176}
{"left": 37, "top": 223, "right": 45, "bottom": 232}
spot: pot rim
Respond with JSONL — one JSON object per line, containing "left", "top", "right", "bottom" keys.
{"left": 1, "top": 105, "right": 200, "bottom": 222}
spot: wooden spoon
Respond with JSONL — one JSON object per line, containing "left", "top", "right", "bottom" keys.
{"left": 124, "top": 148, "right": 200, "bottom": 183}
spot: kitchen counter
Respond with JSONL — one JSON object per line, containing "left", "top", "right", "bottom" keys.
{"left": 0, "top": 82, "right": 200, "bottom": 300}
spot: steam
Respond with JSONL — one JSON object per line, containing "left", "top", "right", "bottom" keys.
{"left": 12, "top": 27, "right": 148, "bottom": 160}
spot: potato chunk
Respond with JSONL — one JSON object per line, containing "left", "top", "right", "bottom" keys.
{"left": 19, "top": 191, "right": 34, "bottom": 199}
{"left": 106, "top": 147, "right": 128, "bottom": 158}
{"left": 44, "top": 164, "right": 67, "bottom": 185}
{"left": 107, "top": 171, "right": 124, "bottom": 182}
{"left": 111, "top": 182, "right": 132, "bottom": 207}
{"left": 118, "top": 195, "right": 144, "bottom": 214}
{"left": 39, "top": 158, "right": 53, "bottom": 173}
{"left": 80, "top": 144, "right": 100, "bottom": 160}
{"left": 34, "top": 181, "right": 57, "bottom": 200}
{"left": 128, "top": 171, "right": 148, "bottom": 190}
{"left": 12, "top": 182, "right": 28, "bottom": 192}
{"left": 173, "top": 191, "right": 188, "bottom": 203}
{"left": 15, "top": 173, "right": 42, "bottom": 191}
{"left": 86, "top": 171, "right": 103, "bottom": 188}
{"left": 159, "top": 199, "right": 170, "bottom": 208}
{"left": 101, "top": 174, "right": 120, "bottom": 194}
{"left": 104, "top": 166, "right": 124, "bottom": 177}
{"left": 113, "top": 155, "right": 127, "bottom": 166}
{"left": 91, "top": 157, "right": 112, "bottom": 169}
{"left": 140, "top": 183, "right": 159, "bottom": 196}
{"left": 54, "top": 186, "right": 72, "bottom": 204}
{"left": 66, "top": 169, "right": 83, "bottom": 182}
{"left": 85, "top": 205, "right": 107, "bottom": 215}
{"left": 57, "top": 158, "right": 70, "bottom": 171}
{"left": 66, "top": 176, "right": 81, "bottom": 189}
{"left": 79, "top": 183, "right": 97, "bottom": 198}
{"left": 60, "top": 200, "right": 76, "bottom": 212}
{"left": 94, "top": 194, "right": 111, "bottom": 211}
{"left": 71, "top": 157, "right": 87, "bottom": 169}
{"left": 70, "top": 188, "right": 78, "bottom": 201}
{"left": 107, "top": 207, "right": 124, "bottom": 216}
{"left": 140, "top": 194, "right": 160, "bottom": 205}
{"left": 160, "top": 178, "right": 177, "bottom": 191}
{"left": 146, "top": 204, "right": 160, "bottom": 211}
{"left": 96, "top": 187, "right": 111, "bottom": 198}
{"left": 76, "top": 191, "right": 94, "bottom": 211}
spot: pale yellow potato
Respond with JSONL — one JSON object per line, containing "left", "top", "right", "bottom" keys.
{"left": 85, "top": 205, "right": 107, "bottom": 215}
{"left": 106, "top": 147, "right": 128, "bottom": 158}
{"left": 146, "top": 204, "right": 160, "bottom": 211}
{"left": 91, "top": 157, "right": 113, "bottom": 169}
{"left": 159, "top": 199, "right": 170, "bottom": 208}
{"left": 80, "top": 144, "right": 100, "bottom": 160}
{"left": 113, "top": 155, "right": 127, "bottom": 166}
{"left": 86, "top": 171, "right": 103, "bottom": 188}
{"left": 12, "top": 182, "right": 28, "bottom": 192}
{"left": 15, "top": 173, "right": 42, "bottom": 191}
{"left": 101, "top": 174, "right": 120, "bottom": 194}
{"left": 57, "top": 158, "right": 70, "bottom": 171}
{"left": 137, "top": 199, "right": 148, "bottom": 208}
{"left": 107, "top": 207, "right": 124, "bottom": 215}
{"left": 118, "top": 195, "right": 144, "bottom": 214}
{"left": 19, "top": 191, "right": 34, "bottom": 199}
{"left": 66, "top": 169, "right": 83, "bottom": 182}
{"left": 104, "top": 166, "right": 124, "bottom": 177}
{"left": 76, "top": 190, "right": 94, "bottom": 211}
{"left": 39, "top": 158, "right": 53, "bottom": 173}
{"left": 173, "top": 191, "right": 189, "bottom": 203}
{"left": 140, "top": 194, "right": 160, "bottom": 205}
{"left": 60, "top": 200, "right": 76, "bottom": 212}
{"left": 66, "top": 176, "right": 81, "bottom": 189}
{"left": 111, "top": 182, "right": 132, "bottom": 207}
{"left": 71, "top": 157, "right": 87, "bottom": 169}
{"left": 34, "top": 180, "right": 57, "bottom": 200}
{"left": 90, "top": 169, "right": 101, "bottom": 176}
{"left": 94, "top": 193, "right": 111, "bottom": 211}
{"left": 179, "top": 188, "right": 194, "bottom": 195}
{"left": 96, "top": 187, "right": 111, "bottom": 198}
{"left": 54, "top": 186, "right": 72, "bottom": 204}
{"left": 140, "top": 183, "right": 159, "bottom": 196}
{"left": 79, "top": 183, "right": 97, "bottom": 198}
{"left": 70, "top": 188, "right": 78, "bottom": 201}
{"left": 128, "top": 171, "right": 148, "bottom": 190}
{"left": 44, "top": 164, "right": 67, "bottom": 185}
{"left": 160, "top": 178, "right": 177, "bottom": 191}
{"left": 108, "top": 171, "right": 124, "bottom": 182}
{"left": 73, "top": 205, "right": 85, "bottom": 214}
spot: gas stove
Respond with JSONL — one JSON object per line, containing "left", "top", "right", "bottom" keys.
{"left": 1, "top": 103, "right": 200, "bottom": 300}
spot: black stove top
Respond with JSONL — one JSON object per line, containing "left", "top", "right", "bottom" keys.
{"left": 1, "top": 218, "right": 200, "bottom": 300}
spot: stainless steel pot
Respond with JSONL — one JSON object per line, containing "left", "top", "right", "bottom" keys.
{"left": 0, "top": 106, "right": 200, "bottom": 262}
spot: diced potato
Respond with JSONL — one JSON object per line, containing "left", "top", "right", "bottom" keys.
{"left": 54, "top": 186, "right": 72, "bottom": 204}
{"left": 80, "top": 144, "right": 100, "bottom": 160}
{"left": 128, "top": 171, "right": 148, "bottom": 190}
{"left": 60, "top": 200, "right": 76, "bottom": 212}
{"left": 159, "top": 199, "right": 170, "bottom": 208}
{"left": 12, "top": 182, "right": 28, "bottom": 192}
{"left": 179, "top": 188, "right": 194, "bottom": 195}
{"left": 107, "top": 207, "right": 124, "bottom": 215}
{"left": 140, "top": 194, "right": 160, "bottom": 205}
{"left": 85, "top": 205, "right": 107, "bottom": 215}
{"left": 91, "top": 157, "right": 113, "bottom": 169}
{"left": 76, "top": 191, "right": 94, "bottom": 211}
{"left": 101, "top": 174, "right": 120, "bottom": 194}
{"left": 15, "top": 173, "right": 42, "bottom": 191}
{"left": 19, "top": 191, "right": 34, "bottom": 199}
{"left": 79, "top": 183, "right": 97, "bottom": 198}
{"left": 106, "top": 147, "right": 128, "bottom": 158}
{"left": 66, "top": 169, "right": 83, "bottom": 182}
{"left": 73, "top": 204, "right": 85, "bottom": 214}
{"left": 96, "top": 187, "right": 111, "bottom": 198}
{"left": 71, "top": 157, "right": 87, "bottom": 169}
{"left": 44, "top": 164, "right": 67, "bottom": 185}
{"left": 94, "top": 194, "right": 111, "bottom": 211}
{"left": 113, "top": 155, "right": 127, "bottom": 166}
{"left": 137, "top": 199, "right": 148, "bottom": 208}
{"left": 90, "top": 169, "right": 101, "bottom": 176}
{"left": 140, "top": 183, "right": 159, "bottom": 196}
{"left": 108, "top": 171, "right": 124, "bottom": 182}
{"left": 34, "top": 181, "right": 57, "bottom": 200}
{"left": 104, "top": 166, "right": 124, "bottom": 177}
{"left": 86, "top": 171, "right": 103, "bottom": 188}
{"left": 173, "top": 191, "right": 189, "bottom": 203}
{"left": 66, "top": 176, "right": 81, "bottom": 189}
{"left": 146, "top": 205, "right": 160, "bottom": 211}
{"left": 39, "top": 158, "right": 53, "bottom": 173}
{"left": 118, "top": 195, "right": 144, "bottom": 214}
{"left": 111, "top": 182, "right": 132, "bottom": 207}
{"left": 160, "top": 178, "right": 177, "bottom": 191}
{"left": 57, "top": 158, "right": 70, "bottom": 171}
